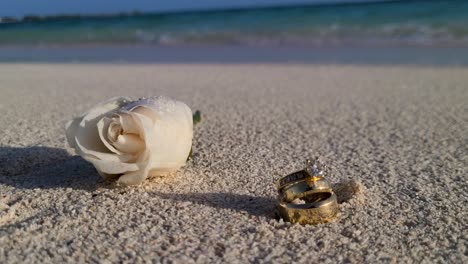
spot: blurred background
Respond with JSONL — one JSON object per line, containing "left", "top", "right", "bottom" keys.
{"left": 0, "top": 0, "right": 467, "bottom": 64}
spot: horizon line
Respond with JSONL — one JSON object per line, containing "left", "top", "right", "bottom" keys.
{"left": 1, "top": 0, "right": 406, "bottom": 20}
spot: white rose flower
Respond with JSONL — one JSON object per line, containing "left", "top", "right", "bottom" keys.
{"left": 65, "top": 96, "right": 193, "bottom": 185}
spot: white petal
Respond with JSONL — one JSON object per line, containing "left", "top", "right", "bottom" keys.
{"left": 117, "top": 150, "right": 151, "bottom": 185}
{"left": 119, "top": 112, "right": 140, "bottom": 134}
{"left": 97, "top": 117, "right": 121, "bottom": 155}
{"left": 69, "top": 97, "right": 139, "bottom": 175}
{"left": 96, "top": 171, "right": 120, "bottom": 180}
{"left": 128, "top": 111, "right": 156, "bottom": 148}
{"left": 81, "top": 97, "right": 131, "bottom": 123}
{"left": 66, "top": 96, "right": 131, "bottom": 154}
{"left": 75, "top": 138, "right": 139, "bottom": 174}
{"left": 140, "top": 98, "right": 193, "bottom": 174}
{"left": 65, "top": 118, "right": 80, "bottom": 148}
{"left": 113, "top": 134, "right": 145, "bottom": 154}
{"left": 107, "top": 119, "right": 122, "bottom": 143}
{"left": 91, "top": 159, "right": 138, "bottom": 175}
{"left": 117, "top": 167, "right": 149, "bottom": 185}
{"left": 131, "top": 106, "right": 158, "bottom": 122}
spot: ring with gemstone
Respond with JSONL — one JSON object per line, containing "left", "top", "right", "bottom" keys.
{"left": 276, "top": 158, "right": 339, "bottom": 224}
{"left": 276, "top": 170, "right": 312, "bottom": 193}
{"left": 277, "top": 189, "right": 339, "bottom": 225}
{"left": 276, "top": 158, "right": 326, "bottom": 193}
{"left": 280, "top": 177, "right": 332, "bottom": 202}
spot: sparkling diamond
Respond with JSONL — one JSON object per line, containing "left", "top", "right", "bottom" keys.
{"left": 305, "top": 157, "right": 325, "bottom": 176}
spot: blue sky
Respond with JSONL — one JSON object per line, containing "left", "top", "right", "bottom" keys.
{"left": 0, "top": 0, "right": 383, "bottom": 17}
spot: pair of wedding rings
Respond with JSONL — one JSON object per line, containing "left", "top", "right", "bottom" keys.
{"left": 276, "top": 159, "right": 339, "bottom": 225}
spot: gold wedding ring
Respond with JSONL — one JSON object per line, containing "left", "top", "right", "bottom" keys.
{"left": 277, "top": 190, "right": 338, "bottom": 225}
{"left": 281, "top": 177, "right": 331, "bottom": 202}
{"left": 276, "top": 159, "right": 324, "bottom": 192}
{"left": 276, "top": 158, "right": 339, "bottom": 225}
{"left": 276, "top": 170, "right": 312, "bottom": 192}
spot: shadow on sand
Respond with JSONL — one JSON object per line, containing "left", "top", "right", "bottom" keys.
{"left": 150, "top": 179, "right": 361, "bottom": 218}
{"left": 0, "top": 146, "right": 102, "bottom": 191}
{"left": 0, "top": 147, "right": 361, "bottom": 218}
{"left": 153, "top": 191, "right": 277, "bottom": 218}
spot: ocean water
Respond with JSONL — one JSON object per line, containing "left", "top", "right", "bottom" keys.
{"left": 0, "top": 0, "right": 467, "bottom": 47}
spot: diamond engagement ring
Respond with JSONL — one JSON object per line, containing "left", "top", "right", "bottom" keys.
{"left": 276, "top": 158, "right": 325, "bottom": 192}
{"left": 276, "top": 158, "right": 339, "bottom": 225}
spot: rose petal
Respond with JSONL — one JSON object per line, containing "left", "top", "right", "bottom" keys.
{"left": 80, "top": 97, "right": 131, "bottom": 123}
{"left": 67, "top": 97, "right": 131, "bottom": 155}
{"left": 128, "top": 111, "right": 156, "bottom": 148}
{"left": 119, "top": 113, "right": 140, "bottom": 135}
{"left": 145, "top": 100, "right": 193, "bottom": 173}
{"left": 75, "top": 139, "right": 139, "bottom": 174}
{"left": 117, "top": 150, "right": 151, "bottom": 185}
{"left": 97, "top": 171, "right": 121, "bottom": 180}
{"left": 113, "top": 134, "right": 145, "bottom": 154}
{"left": 117, "top": 167, "right": 150, "bottom": 185}
{"left": 131, "top": 106, "right": 159, "bottom": 123}
{"left": 65, "top": 118, "right": 80, "bottom": 148}
{"left": 97, "top": 114, "right": 146, "bottom": 164}
{"left": 107, "top": 119, "right": 122, "bottom": 143}
{"left": 97, "top": 117, "right": 122, "bottom": 155}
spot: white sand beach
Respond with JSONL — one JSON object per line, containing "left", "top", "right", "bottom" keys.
{"left": 0, "top": 64, "right": 466, "bottom": 262}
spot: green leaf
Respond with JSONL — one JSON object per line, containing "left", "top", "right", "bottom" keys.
{"left": 188, "top": 111, "right": 201, "bottom": 161}
{"left": 193, "top": 110, "right": 202, "bottom": 125}
{"left": 187, "top": 147, "right": 193, "bottom": 161}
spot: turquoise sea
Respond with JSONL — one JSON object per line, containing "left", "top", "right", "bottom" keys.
{"left": 1, "top": 1, "right": 467, "bottom": 47}
{"left": 1, "top": 0, "right": 468, "bottom": 64}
